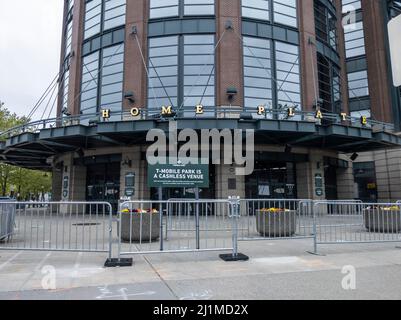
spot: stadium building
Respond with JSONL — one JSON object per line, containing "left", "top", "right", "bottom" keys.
{"left": 0, "top": 0, "right": 401, "bottom": 210}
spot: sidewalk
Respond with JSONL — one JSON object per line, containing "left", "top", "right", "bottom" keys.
{"left": 0, "top": 240, "right": 401, "bottom": 300}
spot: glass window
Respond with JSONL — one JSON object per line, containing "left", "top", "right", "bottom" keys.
{"left": 84, "top": 0, "right": 126, "bottom": 40}
{"left": 104, "top": 0, "right": 126, "bottom": 31}
{"left": 183, "top": 35, "right": 215, "bottom": 115}
{"left": 67, "top": 0, "right": 74, "bottom": 12}
{"left": 242, "top": 0, "right": 298, "bottom": 28}
{"left": 84, "top": 0, "right": 102, "bottom": 39}
{"left": 317, "top": 53, "right": 341, "bottom": 113}
{"left": 148, "top": 36, "right": 179, "bottom": 109}
{"left": 150, "top": 0, "right": 179, "bottom": 19}
{"left": 150, "top": 0, "right": 214, "bottom": 19}
{"left": 80, "top": 43, "right": 125, "bottom": 116}
{"left": 344, "top": 21, "right": 365, "bottom": 58}
{"left": 243, "top": 37, "right": 301, "bottom": 119}
{"left": 61, "top": 0, "right": 74, "bottom": 116}
{"left": 243, "top": 37, "right": 273, "bottom": 116}
{"left": 314, "top": 0, "right": 337, "bottom": 50}
{"left": 348, "top": 70, "right": 369, "bottom": 98}
{"left": 147, "top": 35, "right": 215, "bottom": 115}
{"left": 100, "top": 44, "right": 125, "bottom": 114}
{"left": 65, "top": 18, "right": 73, "bottom": 58}
{"left": 275, "top": 41, "right": 301, "bottom": 117}
{"left": 342, "top": 0, "right": 361, "bottom": 13}
{"left": 273, "top": 0, "right": 297, "bottom": 27}
{"left": 80, "top": 51, "right": 100, "bottom": 115}
{"left": 61, "top": 64, "right": 71, "bottom": 115}
{"left": 184, "top": 0, "right": 214, "bottom": 15}
{"left": 388, "top": 0, "right": 401, "bottom": 18}
{"left": 242, "top": 0, "right": 270, "bottom": 21}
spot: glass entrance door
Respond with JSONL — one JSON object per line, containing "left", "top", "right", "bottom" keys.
{"left": 86, "top": 162, "right": 121, "bottom": 212}
{"left": 245, "top": 161, "right": 297, "bottom": 199}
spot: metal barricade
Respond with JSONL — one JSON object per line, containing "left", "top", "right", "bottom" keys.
{"left": 0, "top": 202, "right": 113, "bottom": 258}
{"left": 311, "top": 201, "right": 401, "bottom": 254}
{"left": 117, "top": 199, "right": 236, "bottom": 258}
{"left": 0, "top": 202, "right": 16, "bottom": 242}
{"left": 237, "top": 199, "right": 315, "bottom": 242}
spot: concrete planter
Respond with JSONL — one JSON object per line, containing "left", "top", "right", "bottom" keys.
{"left": 364, "top": 209, "right": 401, "bottom": 233}
{"left": 256, "top": 210, "right": 297, "bottom": 237}
{"left": 120, "top": 212, "right": 160, "bottom": 242}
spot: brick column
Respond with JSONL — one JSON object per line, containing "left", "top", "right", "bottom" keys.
{"left": 51, "top": 167, "right": 62, "bottom": 201}
{"left": 361, "top": 0, "right": 393, "bottom": 123}
{"left": 216, "top": 0, "right": 243, "bottom": 109}
{"left": 123, "top": 0, "right": 148, "bottom": 111}
{"left": 298, "top": 0, "right": 319, "bottom": 112}
{"left": 336, "top": 166, "right": 356, "bottom": 200}
{"left": 67, "top": 0, "right": 85, "bottom": 116}
{"left": 120, "top": 146, "right": 144, "bottom": 200}
{"left": 296, "top": 151, "right": 326, "bottom": 200}
{"left": 215, "top": 164, "right": 245, "bottom": 199}
{"left": 71, "top": 165, "right": 87, "bottom": 201}
{"left": 57, "top": 0, "right": 68, "bottom": 117}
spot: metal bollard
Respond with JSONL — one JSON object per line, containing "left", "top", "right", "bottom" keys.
{"left": 219, "top": 196, "right": 249, "bottom": 262}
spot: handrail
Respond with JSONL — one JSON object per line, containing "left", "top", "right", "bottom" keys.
{"left": 0, "top": 106, "right": 395, "bottom": 140}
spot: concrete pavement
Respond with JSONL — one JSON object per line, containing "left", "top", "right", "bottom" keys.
{"left": 0, "top": 240, "right": 401, "bottom": 300}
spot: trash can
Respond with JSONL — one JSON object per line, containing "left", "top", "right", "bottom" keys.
{"left": 0, "top": 198, "right": 16, "bottom": 242}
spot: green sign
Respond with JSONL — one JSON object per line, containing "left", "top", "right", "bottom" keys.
{"left": 315, "top": 188, "right": 323, "bottom": 197}
{"left": 148, "top": 162, "right": 209, "bottom": 188}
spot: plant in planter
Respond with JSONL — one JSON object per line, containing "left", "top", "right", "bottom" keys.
{"left": 120, "top": 208, "right": 160, "bottom": 242}
{"left": 364, "top": 206, "right": 401, "bottom": 233}
{"left": 255, "top": 208, "right": 297, "bottom": 237}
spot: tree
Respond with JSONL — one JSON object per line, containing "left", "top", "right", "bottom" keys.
{"left": 0, "top": 101, "right": 29, "bottom": 136}
{"left": 0, "top": 101, "right": 52, "bottom": 199}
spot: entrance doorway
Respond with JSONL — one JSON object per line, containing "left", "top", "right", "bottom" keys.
{"left": 245, "top": 161, "right": 297, "bottom": 199}
{"left": 86, "top": 162, "right": 121, "bottom": 212}
{"left": 353, "top": 162, "right": 378, "bottom": 202}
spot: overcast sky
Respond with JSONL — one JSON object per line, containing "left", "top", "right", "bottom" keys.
{"left": 0, "top": 1, "right": 63, "bottom": 120}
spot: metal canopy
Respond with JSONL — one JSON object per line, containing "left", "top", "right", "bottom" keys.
{"left": 0, "top": 118, "right": 400, "bottom": 170}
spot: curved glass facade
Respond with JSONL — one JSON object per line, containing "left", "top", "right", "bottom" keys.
{"left": 70, "top": 0, "right": 384, "bottom": 120}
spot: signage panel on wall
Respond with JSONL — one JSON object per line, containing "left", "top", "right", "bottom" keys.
{"left": 148, "top": 161, "right": 209, "bottom": 188}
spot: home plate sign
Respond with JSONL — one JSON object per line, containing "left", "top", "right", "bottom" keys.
{"left": 148, "top": 161, "right": 209, "bottom": 188}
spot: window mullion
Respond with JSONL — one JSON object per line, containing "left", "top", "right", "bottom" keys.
{"left": 178, "top": 35, "right": 185, "bottom": 110}
{"left": 271, "top": 40, "right": 278, "bottom": 118}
